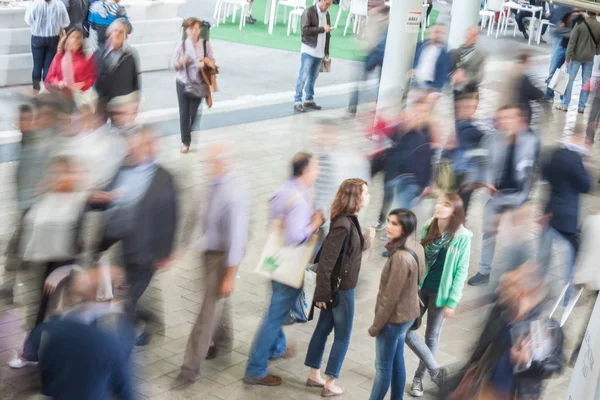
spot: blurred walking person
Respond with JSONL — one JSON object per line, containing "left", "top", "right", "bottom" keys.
{"left": 10, "top": 156, "right": 89, "bottom": 369}
{"left": 173, "top": 18, "right": 215, "bottom": 154}
{"left": 305, "top": 179, "right": 374, "bottom": 396}
{"left": 245, "top": 152, "right": 325, "bottom": 386}
{"left": 468, "top": 104, "right": 539, "bottom": 287}
{"left": 180, "top": 144, "right": 249, "bottom": 382}
{"left": 96, "top": 19, "right": 140, "bottom": 114}
{"left": 293, "top": 0, "right": 334, "bottom": 113}
{"left": 406, "top": 193, "right": 471, "bottom": 397}
{"left": 18, "top": 267, "right": 136, "bottom": 400}
{"left": 89, "top": 125, "right": 178, "bottom": 346}
{"left": 450, "top": 27, "right": 486, "bottom": 98}
{"left": 368, "top": 209, "right": 424, "bottom": 400}
{"left": 557, "top": 11, "right": 600, "bottom": 113}
{"left": 539, "top": 129, "right": 590, "bottom": 302}
{"left": 499, "top": 50, "right": 545, "bottom": 125}
{"left": 441, "top": 263, "right": 564, "bottom": 399}
{"left": 25, "top": 0, "right": 70, "bottom": 92}
{"left": 87, "top": 0, "right": 130, "bottom": 51}
{"left": 410, "top": 25, "right": 450, "bottom": 93}
{"left": 452, "top": 94, "right": 488, "bottom": 216}
{"left": 348, "top": 4, "right": 389, "bottom": 115}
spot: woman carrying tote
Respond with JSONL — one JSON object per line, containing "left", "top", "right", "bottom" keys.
{"left": 45, "top": 28, "right": 98, "bottom": 109}
{"left": 368, "top": 208, "right": 424, "bottom": 400}
{"left": 172, "top": 18, "right": 215, "bottom": 154}
{"left": 406, "top": 192, "right": 472, "bottom": 397}
{"left": 305, "top": 178, "right": 375, "bottom": 397}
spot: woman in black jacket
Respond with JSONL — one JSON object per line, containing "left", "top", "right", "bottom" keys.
{"left": 304, "top": 178, "right": 374, "bottom": 397}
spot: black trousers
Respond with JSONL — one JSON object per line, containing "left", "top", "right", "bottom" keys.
{"left": 176, "top": 80, "right": 202, "bottom": 147}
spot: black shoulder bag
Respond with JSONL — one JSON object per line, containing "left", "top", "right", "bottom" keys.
{"left": 181, "top": 40, "right": 205, "bottom": 99}
{"left": 401, "top": 247, "right": 424, "bottom": 331}
{"left": 582, "top": 20, "right": 600, "bottom": 55}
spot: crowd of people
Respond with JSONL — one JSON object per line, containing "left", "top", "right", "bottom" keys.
{"left": 3, "top": 1, "right": 600, "bottom": 400}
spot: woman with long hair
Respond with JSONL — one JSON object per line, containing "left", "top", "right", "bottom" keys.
{"left": 368, "top": 208, "right": 424, "bottom": 400}
{"left": 305, "top": 178, "right": 375, "bottom": 397}
{"left": 45, "top": 28, "right": 97, "bottom": 107}
{"left": 406, "top": 193, "right": 472, "bottom": 397}
{"left": 172, "top": 18, "right": 215, "bottom": 154}
{"left": 25, "top": 0, "right": 70, "bottom": 91}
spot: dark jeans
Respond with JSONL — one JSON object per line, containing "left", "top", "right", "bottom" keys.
{"left": 369, "top": 320, "right": 414, "bottom": 400}
{"left": 31, "top": 36, "right": 60, "bottom": 87}
{"left": 35, "top": 260, "right": 76, "bottom": 327}
{"left": 304, "top": 289, "right": 355, "bottom": 379}
{"left": 176, "top": 80, "right": 202, "bottom": 147}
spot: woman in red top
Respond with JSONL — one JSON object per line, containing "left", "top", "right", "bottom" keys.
{"left": 45, "top": 28, "right": 97, "bottom": 97}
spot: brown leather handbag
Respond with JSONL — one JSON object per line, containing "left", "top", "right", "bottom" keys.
{"left": 320, "top": 56, "right": 331, "bottom": 73}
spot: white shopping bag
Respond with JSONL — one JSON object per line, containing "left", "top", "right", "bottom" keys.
{"left": 254, "top": 219, "right": 319, "bottom": 288}
{"left": 549, "top": 67, "right": 569, "bottom": 95}
{"left": 302, "top": 264, "right": 318, "bottom": 315}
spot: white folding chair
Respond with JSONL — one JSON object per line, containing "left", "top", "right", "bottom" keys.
{"left": 334, "top": 0, "right": 351, "bottom": 28}
{"left": 287, "top": 7, "right": 305, "bottom": 35}
{"left": 536, "top": 20, "right": 553, "bottom": 44}
{"left": 215, "top": 0, "right": 249, "bottom": 30}
{"left": 276, "top": 0, "right": 306, "bottom": 26}
{"left": 480, "top": 0, "right": 502, "bottom": 36}
{"left": 343, "top": 0, "right": 368, "bottom": 36}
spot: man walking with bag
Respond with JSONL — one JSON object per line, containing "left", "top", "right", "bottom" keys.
{"left": 293, "top": 0, "right": 334, "bottom": 113}
{"left": 244, "top": 152, "right": 325, "bottom": 386}
{"left": 180, "top": 144, "right": 249, "bottom": 382}
{"left": 557, "top": 11, "right": 600, "bottom": 113}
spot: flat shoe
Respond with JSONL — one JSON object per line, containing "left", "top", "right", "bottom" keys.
{"left": 321, "top": 387, "right": 344, "bottom": 397}
{"left": 306, "top": 378, "right": 325, "bottom": 388}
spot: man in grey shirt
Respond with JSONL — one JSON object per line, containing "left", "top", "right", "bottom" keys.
{"left": 451, "top": 26, "right": 487, "bottom": 99}
{"left": 181, "top": 143, "right": 249, "bottom": 382}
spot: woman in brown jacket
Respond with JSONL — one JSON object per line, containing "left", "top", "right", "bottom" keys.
{"left": 368, "top": 208, "right": 424, "bottom": 400}
{"left": 304, "top": 178, "right": 375, "bottom": 397}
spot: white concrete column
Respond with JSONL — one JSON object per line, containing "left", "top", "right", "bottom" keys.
{"left": 447, "top": 0, "right": 481, "bottom": 49}
{"left": 375, "top": 0, "right": 422, "bottom": 117}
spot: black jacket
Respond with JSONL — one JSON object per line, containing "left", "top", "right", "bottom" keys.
{"left": 383, "top": 125, "right": 433, "bottom": 189}
{"left": 95, "top": 46, "right": 140, "bottom": 108}
{"left": 97, "top": 166, "right": 178, "bottom": 268}
{"left": 314, "top": 215, "right": 366, "bottom": 303}
{"left": 516, "top": 74, "right": 545, "bottom": 123}
{"left": 440, "top": 301, "right": 564, "bottom": 399}
{"left": 301, "top": 5, "right": 331, "bottom": 57}
{"left": 542, "top": 146, "right": 591, "bottom": 233}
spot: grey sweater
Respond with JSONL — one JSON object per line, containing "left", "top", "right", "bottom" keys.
{"left": 452, "top": 44, "right": 487, "bottom": 90}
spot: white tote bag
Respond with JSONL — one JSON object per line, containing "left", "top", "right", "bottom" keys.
{"left": 254, "top": 219, "right": 319, "bottom": 289}
{"left": 549, "top": 67, "right": 569, "bottom": 95}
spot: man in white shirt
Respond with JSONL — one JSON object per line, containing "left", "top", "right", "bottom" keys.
{"left": 411, "top": 24, "right": 450, "bottom": 91}
{"left": 294, "top": 0, "right": 334, "bottom": 113}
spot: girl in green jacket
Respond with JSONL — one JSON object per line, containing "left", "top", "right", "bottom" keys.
{"left": 405, "top": 192, "right": 472, "bottom": 397}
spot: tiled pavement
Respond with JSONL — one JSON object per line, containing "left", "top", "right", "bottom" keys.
{"left": 0, "top": 59, "right": 599, "bottom": 399}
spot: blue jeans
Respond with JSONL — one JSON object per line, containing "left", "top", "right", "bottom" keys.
{"left": 561, "top": 60, "right": 594, "bottom": 110}
{"left": 294, "top": 53, "right": 323, "bottom": 104}
{"left": 245, "top": 281, "right": 302, "bottom": 380}
{"left": 31, "top": 35, "right": 60, "bottom": 84}
{"left": 545, "top": 46, "right": 566, "bottom": 99}
{"left": 384, "top": 175, "right": 421, "bottom": 215}
{"left": 369, "top": 321, "right": 413, "bottom": 400}
{"left": 304, "top": 289, "right": 355, "bottom": 379}
{"left": 538, "top": 227, "right": 578, "bottom": 303}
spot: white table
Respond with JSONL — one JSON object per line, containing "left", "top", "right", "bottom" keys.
{"left": 495, "top": 1, "right": 542, "bottom": 45}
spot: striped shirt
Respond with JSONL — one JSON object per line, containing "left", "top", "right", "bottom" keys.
{"left": 25, "top": 0, "right": 70, "bottom": 37}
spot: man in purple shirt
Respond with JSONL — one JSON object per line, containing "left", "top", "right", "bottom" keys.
{"left": 245, "top": 152, "right": 325, "bottom": 386}
{"left": 180, "top": 144, "right": 249, "bottom": 382}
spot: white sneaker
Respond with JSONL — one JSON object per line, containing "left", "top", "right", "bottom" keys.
{"left": 8, "top": 357, "right": 38, "bottom": 369}
{"left": 409, "top": 377, "right": 424, "bottom": 397}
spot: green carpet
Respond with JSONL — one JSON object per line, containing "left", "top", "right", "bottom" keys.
{"left": 210, "top": 1, "right": 439, "bottom": 61}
